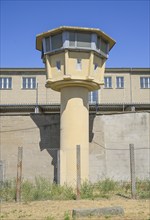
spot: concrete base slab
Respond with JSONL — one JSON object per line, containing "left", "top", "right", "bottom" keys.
{"left": 72, "top": 206, "right": 124, "bottom": 218}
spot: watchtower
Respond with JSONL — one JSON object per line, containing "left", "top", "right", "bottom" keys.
{"left": 36, "top": 26, "right": 115, "bottom": 185}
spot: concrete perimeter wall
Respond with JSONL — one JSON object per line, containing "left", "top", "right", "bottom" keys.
{"left": 0, "top": 112, "right": 149, "bottom": 182}
{"left": 90, "top": 112, "right": 150, "bottom": 182}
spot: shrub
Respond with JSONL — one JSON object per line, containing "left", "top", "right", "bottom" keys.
{"left": 96, "top": 178, "right": 118, "bottom": 194}
{"left": 136, "top": 179, "right": 150, "bottom": 199}
{"left": 1, "top": 177, "right": 149, "bottom": 202}
{"left": 0, "top": 179, "right": 16, "bottom": 201}
{"left": 81, "top": 181, "right": 94, "bottom": 199}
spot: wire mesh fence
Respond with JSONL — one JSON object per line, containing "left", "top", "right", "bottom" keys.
{"left": 0, "top": 144, "right": 149, "bottom": 203}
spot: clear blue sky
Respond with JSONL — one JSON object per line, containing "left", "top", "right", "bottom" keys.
{"left": 0, "top": 0, "right": 150, "bottom": 68}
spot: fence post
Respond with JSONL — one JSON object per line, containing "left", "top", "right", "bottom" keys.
{"left": 57, "top": 149, "right": 60, "bottom": 184}
{"left": 76, "top": 145, "right": 81, "bottom": 200}
{"left": 129, "top": 144, "right": 136, "bottom": 199}
{"left": 0, "top": 160, "right": 4, "bottom": 183}
{"left": 16, "top": 147, "right": 23, "bottom": 202}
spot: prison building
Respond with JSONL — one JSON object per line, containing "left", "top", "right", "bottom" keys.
{"left": 0, "top": 67, "right": 150, "bottom": 183}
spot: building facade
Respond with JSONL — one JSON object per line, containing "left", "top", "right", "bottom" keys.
{"left": 0, "top": 68, "right": 150, "bottom": 105}
{"left": 0, "top": 68, "right": 150, "bottom": 183}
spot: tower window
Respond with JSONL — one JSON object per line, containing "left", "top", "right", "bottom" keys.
{"left": 56, "top": 61, "right": 61, "bottom": 71}
{"left": 94, "top": 63, "right": 98, "bottom": 71}
{"left": 45, "top": 37, "right": 50, "bottom": 52}
{"left": 51, "top": 34, "right": 62, "bottom": 50}
{"left": 100, "top": 38, "right": 108, "bottom": 54}
{"left": 69, "top": 32, "right": 75, "bottom": 47}
{"left": 77, "top": 33, "right": 91, "bottom": 48}
{"left": 69, "top": 32, "right": 91, "bottom": 48}
{"left": 76, "top": 59, "right": 82, "bottom": 70}
{"left": 96, "top": 37, "right": 100, "bottom": 50}
{"left": 97, "top": 37, "right": 108, "bottom": 54}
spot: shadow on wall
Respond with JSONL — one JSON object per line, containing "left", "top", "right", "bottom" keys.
{"left": 89, "top": 113, "right": 96, "bottom": 143}
{"left": 30, "top": 112, "right": 96, "bottom": 183}
{"left": 30, "top": 113, "right": 60, "bottom": 183}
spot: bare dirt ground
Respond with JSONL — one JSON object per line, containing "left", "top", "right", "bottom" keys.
{"left": 0, "top": 197, "right": 150, "bottom": 220}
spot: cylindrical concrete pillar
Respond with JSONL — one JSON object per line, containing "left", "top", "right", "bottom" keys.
{"left": 60, "top": 86, "right": 89, "bottom": 185}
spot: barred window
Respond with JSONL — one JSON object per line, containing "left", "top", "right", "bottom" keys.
{"left": 140, "top": 77, "right": 150, "bottom": 88}
{"left": 104, "top": 77, "right": 112, "bottom": 88}
{"left": 22, "top": 77, "right": 36, "bottom": 89}
{"left": 116, "top": 77, "right": 124, "bottom": 88}
{"left": 0, "top": 77, "right": 12, "bottom": 89}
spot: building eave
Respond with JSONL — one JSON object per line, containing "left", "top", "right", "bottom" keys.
{"left": 0, "top": 103, "right": 149, "bottom": 114}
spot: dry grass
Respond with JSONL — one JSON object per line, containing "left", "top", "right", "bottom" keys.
{"left": 0, "top": 197, "right": 150, "bottom": 220}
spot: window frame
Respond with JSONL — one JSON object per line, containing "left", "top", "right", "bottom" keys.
{"left": 89, "top": 91, "right": 98, "bottom": 104}
{"left": 140, "top": 77, "right": 150, "bottom": 89}
{"left": 116, "top": 76, "right": 124, "bottom": 89}
{"left": 22, "top": 77, "right": 36, "bottom": 90}
{"left": 76, "top": 58, "right": 82, "bottom": 70}
{"left": 69, "top": 32, "right": 92, "bottom": 49}
{"left": 0, "top": 77, "right": 12, "bottom": 90}
{"left": 51, "top": 33, "right": 63, "bottom": 51}
{"left": 104, "top": 76, "right": 112, "bottom": 89}
{"left": 56, "top": 61, "right": 61, "bottom": 71}
{"left": 96, "top": 37, "right": 108, "bottom": 55}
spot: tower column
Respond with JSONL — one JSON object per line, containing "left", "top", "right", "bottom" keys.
{"left": 60, "top": 87, "right": 89, "bottom": 185}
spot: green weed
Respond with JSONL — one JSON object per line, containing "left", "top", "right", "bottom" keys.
{"left": 64, "top": 211, "right": 70, "bottom": 220}
{"left": 1, "top": 177, "right": 149, "bottom": 202}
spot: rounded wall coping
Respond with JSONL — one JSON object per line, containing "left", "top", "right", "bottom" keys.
{"left": 45, "top": 79, "right": 101, "bottom": 92}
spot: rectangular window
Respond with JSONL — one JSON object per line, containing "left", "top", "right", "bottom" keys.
{"left": 69, "top": 32, "right": 75, "bottom": 47}
{"left": 140, "top": 77, "right": 150, "bottom": 88}
{"left": 89, "top": 91, "right": 98, "bottom": 103}
{"left": 0, "top": 77, "right": 12, "bottom": 89}
{"left": 94, "top": 63, "right": 98, "bottom": 71}
{"left": 104, "top": 77, "right": 112, "bottom": 88}
{"left": 51, "top": 33, "right": 62, "bottom": 50}
{"left": 76, "top": 59, "right": 82, "bottom": 70}
{"left": 96, "top": 37, "right": 100, "bottom": 50}
{"left": 100, "top": 38, "right": 108, "bottom": 54}
{"left": 22, "top": 77, "right": 36, "bottom": 89}
{"left": 45, "top": 37, "right": 50, "bottom": 52}
{"left": 116, "top": 77, "right": 124, "bottom": 88}
{"left": 77, "top": 33, "right": 91, "bottom": 48}
{"left": 56, "top": 61, "right": 61, "bottom": 71}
